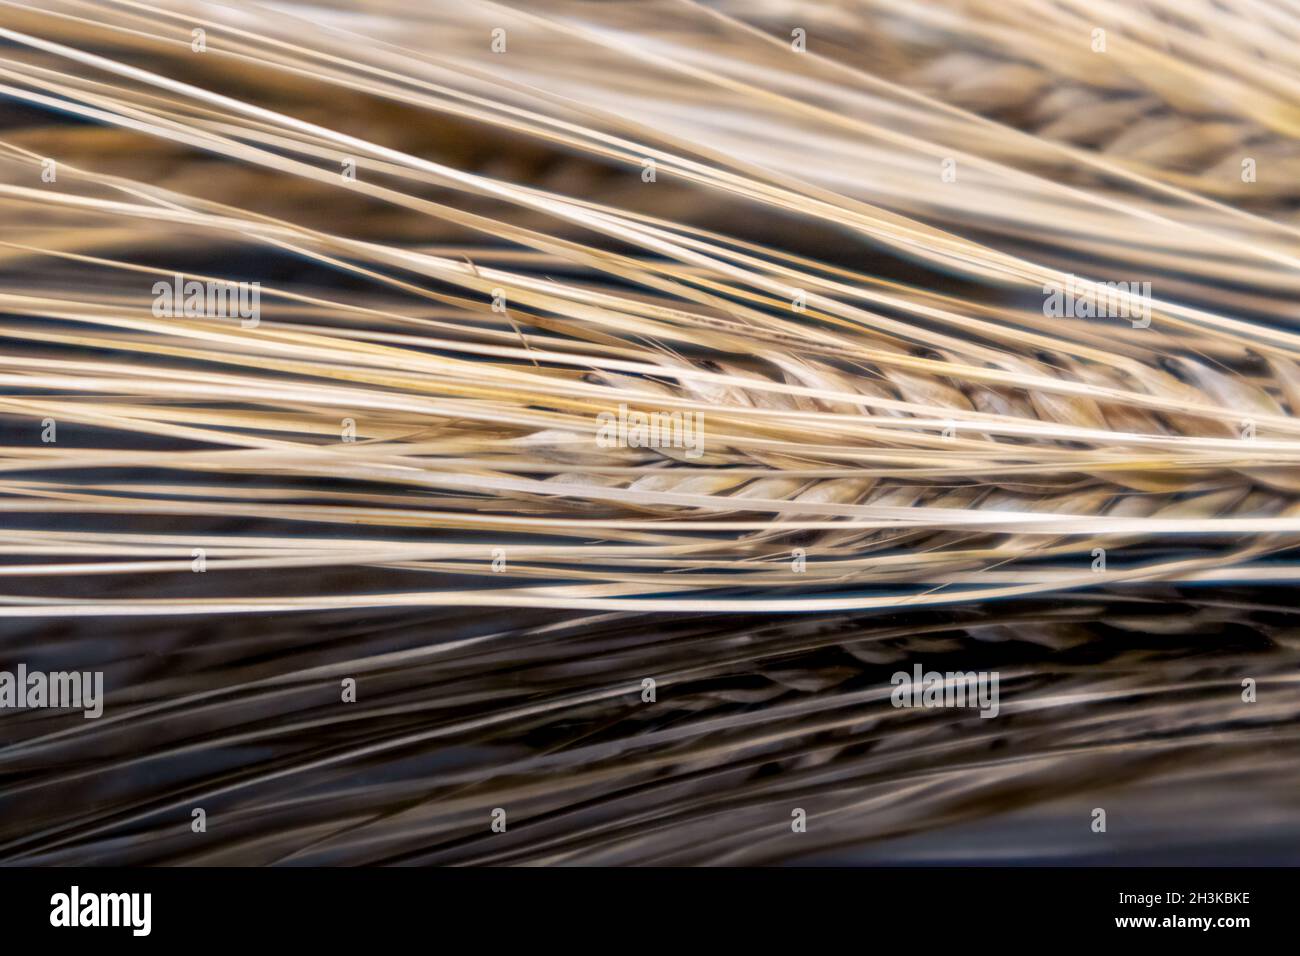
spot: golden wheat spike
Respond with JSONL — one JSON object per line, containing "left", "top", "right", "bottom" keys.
{"left": 1, "top": 0, "right": 1299, "bottom": 618}
{"left": 0, "top": 0, "right": 1299, "bottom": 869}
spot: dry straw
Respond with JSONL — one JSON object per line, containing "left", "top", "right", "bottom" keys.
{"left": 2, "top": 0, "right": 1299, "bottom": 617}
{"left": 1, "top": 0, "right": 1299, "bottom": 866}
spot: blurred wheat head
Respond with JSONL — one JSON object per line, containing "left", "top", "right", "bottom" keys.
{"left": 0, "top": 0, "right": 1299, "bottom": 865}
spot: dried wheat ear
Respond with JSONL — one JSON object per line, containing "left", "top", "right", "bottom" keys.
{"left": 0, "top": 0, "right": 1298, "bottom": 617}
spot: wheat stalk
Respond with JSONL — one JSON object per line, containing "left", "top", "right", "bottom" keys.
{"left": 1, "top": 0, "right": 1299, "bottom": 865}
{"left": 2, "top": 0, "right": 1300, "bottom": 617}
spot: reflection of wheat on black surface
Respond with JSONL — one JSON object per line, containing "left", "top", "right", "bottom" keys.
{"left": 1, "top": 0, "right": 1299, "bottom": 865}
